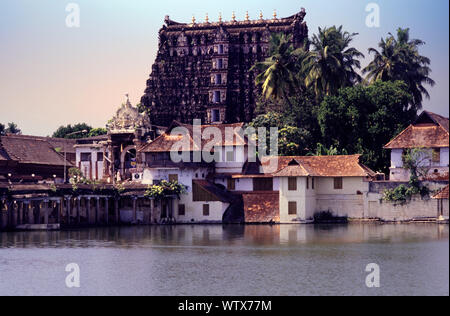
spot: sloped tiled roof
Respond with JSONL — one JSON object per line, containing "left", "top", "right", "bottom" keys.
{"left": 384, "top": 111, "right": 449, "bottom": 149}
{"left": 272, "top": 155, "right": 376, "bottom": 178}
{"left": 139, "top": 121, "right": 247, "bottom": 153}
{"left": 0, "top": 135, "right": 73, "bottom": 166}
{"left": 7, "top": 134, "right": 77, "bottom": 154}
{"left": 193, "top": 180, "right": 234, "bottom": 203}
{"left": 433, "top": 185, "right": 449, "bottom": 200}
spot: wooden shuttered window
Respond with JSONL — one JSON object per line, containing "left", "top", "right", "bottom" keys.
{"left": 169, "top": 174, "right": 179, "bottom": 182}
{"left": 288, "top": 202, "right": 297, "bottom": 215}
{"left": 253, "top": 178, "right": 273, "bottom": 191}
{"left": 288, "top": 177, "right": 297, "bottom": 191}
{"left": 203, "top": 204, "right": 210, "bottom": 216}
{"left": 334, "top": 177, "right": 343, "bottom": 190}
{"left": 227, "top": 178, "right": 236, "bottom": 191}
{"left": 178, "top": 204, "right": 186, "bottom": 216}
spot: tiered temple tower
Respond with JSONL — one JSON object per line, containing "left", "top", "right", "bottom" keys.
{"left": 141, "top": 8, "right": 308, "bottom": 127}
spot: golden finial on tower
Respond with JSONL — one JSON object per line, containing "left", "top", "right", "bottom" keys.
{"left": 259, "top": 11, "right": 264, "bottom": 20}
{"left": 232, "top": 11, "right": 236, "bottom": 22}
{"left": 219, "top": 12, "right": 222, "bottom": 23}
{"left": 205, "top": 13, "right": 209, "bottom": 23}
{"left": 192, "top": 15, "right": 196, "bottom": 24}
{"left": 273, "top": 9, "right": 277, "bottom": 20}
{"left": 245, "top": 11, "right": 250, "bottom": 22}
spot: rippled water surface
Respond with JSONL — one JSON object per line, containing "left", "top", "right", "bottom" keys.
{"left": 0, "top": 224, "right": 448, "bottom": 296}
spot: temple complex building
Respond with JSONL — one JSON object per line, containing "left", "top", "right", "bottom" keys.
{"left": 141, "top": 9, "right": 308, "bottom": 127}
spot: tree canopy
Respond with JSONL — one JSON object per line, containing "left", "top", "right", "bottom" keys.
{"left": 0, "top": 122, "right": 22, "bottom": 136}
{"left": 52, "top": 123, "right": 107, "bottom": 139}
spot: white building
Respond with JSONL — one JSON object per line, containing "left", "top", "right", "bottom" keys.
{"left": 384, "top": 111, "right": 449, "bottom": 181}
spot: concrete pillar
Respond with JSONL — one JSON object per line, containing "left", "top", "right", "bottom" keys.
{"left": 35, "top": 202, "right": 41, "bottom": 225}
{"left": 133, "top": 197, "right": 137, "bottom": 224}
{"left": 43, "top": 200, "right": 49, "bottom": 225}
{"left": 96, "top": 197, "right": 100, "bottom": 225}
{"left": 104, "top": 198, "right": 109, "bottom": 225}
{"left": 27, "top": 201, "right": 34, "bottom": 224}
{"left": 77, "top": 197, "right": 81, "bottom": 224}
{"left": 0, "top": 199, "right": 3, "bottom": 229}
{"left": 57, "top": 199, "right": 62, "bottom": 224}
{"left": 66, "top": 197, "right": 71, "bottom": 225}
{"left": 86, "top": 197, "right": 91, "bottom": 225}
{"left": 7, "top": 201, "right": 14, "bottom": 227}
{"left": 114, "top": 198, "right": 119, "bottom": 224}
{"left": 17, "top": 202, "right": 22, "bottom": 225}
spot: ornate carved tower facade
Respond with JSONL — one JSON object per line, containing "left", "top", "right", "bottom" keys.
{"left": 141, "top": 9, "right": 308, "bottom": 127}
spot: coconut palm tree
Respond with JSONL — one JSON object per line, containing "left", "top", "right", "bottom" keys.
{"left": 251, "top": 33, "right": 309, "bottom": 109}
{"left": 363, "top": 28, "right": 435, "bottom": 110}
{"left": 304, "top": 26, "right": 364, "bottom": 99}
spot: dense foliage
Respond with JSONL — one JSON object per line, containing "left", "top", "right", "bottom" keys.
{"left": 52, "top": 123, "right": 107, "bottom": 139}
{"left": 251, "top": 26, "right": 434, "bottom": 174}
{"left": 144, "top": 180, "right": 188, "bottom": 201}
{"left": 0, "top": 122, "right": 22, "bottom": 135}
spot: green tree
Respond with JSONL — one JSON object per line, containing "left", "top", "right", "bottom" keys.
{"left": 251, "top": 33, "right": 309, "bottom": 109}
{"left": 317, "top": 80, "right": 415, "bottom": 173}
{"left": 0, "top": 123, "right": 5, "bottom": 136}
{"left": 88, "top": 128, "right": 108, "bottom": 137}
{"left": 304, "top": 26, "right": 364, "bottom": 100}
{"left": 363, "top": 28, "right": 435, "bottom": 110}
{"left": 52, "top": 123, "right": 92, "bottom": 139}
{"left": 1, "top": 122, "right": 22, "bottom": 135}
{"left": 249, "top": 112, "right": 312, "bottom": 156}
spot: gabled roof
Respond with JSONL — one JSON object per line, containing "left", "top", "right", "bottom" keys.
{"left": 0, "top": 135, "right": 73, "bottom": 166}
{"left": 139, "top": 121, "right": 247, "bottom": 153}
{"left": 6, "top": 134, "right": 77, "bottom": 154}
{"left": 384, "top": 111, "right": 449, "bottom": 149}
{"left": 271, "top": 155, "right": 376, "bottom": 178}
{"left": 433, "top": 185, "right": 449, "bottom": 200}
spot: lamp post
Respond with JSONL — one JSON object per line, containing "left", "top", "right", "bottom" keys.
{"left": 64, "top": 130, "right": 88, "bottom": 184}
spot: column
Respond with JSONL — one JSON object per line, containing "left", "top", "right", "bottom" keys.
{"left": 66, "top": 197, "right": 71, "bottom": 225}
{"left": 114, "top": 198, "right": 119, "bottom": 224}
{"left": 43, "top": 200, "right": 49, "bottom": 225}
{"left": 28, "top": 201, "right": 34, "bottom": 224}
{"left": 0, "top": 199, "right": 3, "bottom": 229}
{"left": 86, "top": 197, "right": 91, "bottom": 225}
{"left": 104, "top": 197, "right": 109, "bottom": 225}
{"left": 7, "top": 201, "right": 14, "bottom": 228}
{"left": 57, "top": 199, "right": 62, "bottom": 224}
{"left": 77, "top": 198, "right": 81, "bottom": 225}
{"left": 35, "top": 201, "right": 41, "bottom": 225}
{"left": 95, "top": 197, "right": 100, "bottom": 225}
{"left": 132, "top": 197, "right": 137, "bottom": 224}
{"left": 17, "top": 202, "right": 23, "bottom": 225}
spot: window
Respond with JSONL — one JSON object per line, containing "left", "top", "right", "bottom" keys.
{"left": 178, "top": 204, "right": 186, "bottom": 216}
{"left": 214, "top": 91, "right": 221, "bottom": 103}
{"left": 334, "top": 177, "right": 343, "bottom": 190}
{"left": 432, "top": 149, "right": 441, "bottom": 163}
{"left": 97, "top": 152, "right": 104, "bottom": 161}
{"left": 227, "top": 178, "right": 236, "bottom": 191}
{"left": 169, "top": 174, "right": 178, "bottom": 182}
{"left": 217, "top": 59, "right": 223, "bottom": 69}
{"left": 288, "top": 177, "right": 297, "bottom": 191}
{"left": 288, "top": 202, "right": 297, "bottom": 215}
{"left": 253, "top": 178, "right": 273, "bottom": 191}
{"left": 226, "top": 149, "right": 235, "bottom": 162}
{"left": 80, "top": 153, "right": 91, "bottom": 162}
{"left": 212, "top": 109, "right": 221, "bottom": 122}
{"left": 203, "top": 204, "right": 210, "bottom": 216}
{"left": 218, "top": 44, "right": 224, "bottom": 54}
{"left": 215, "top": 74, "right": 222, "bottom": 85}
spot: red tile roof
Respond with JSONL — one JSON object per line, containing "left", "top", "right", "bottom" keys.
{"left": 243, "top": 192, "right": 279, "bottom": 223}
{"left": 433, "top": 185, "right": 449, "bottom": 200}
{"left": 384, "top": 111, "right": 449, "bottom": 149}
{"left": 261, "top": 155, "right": 376, "bottom": 178}
{"left": 139, "top": 121, "right": 247, "bottom": 153}
{"left": 0, "top": 135, "right": 73, "bottom": 166}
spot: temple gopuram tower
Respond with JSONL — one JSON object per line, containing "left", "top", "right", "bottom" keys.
{"left": 141, "top": 8, "right": 308, "bottom": 127}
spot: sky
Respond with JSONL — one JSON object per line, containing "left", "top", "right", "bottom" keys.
{"left": 0, "top": 0, "right": 449, "bottom": 136}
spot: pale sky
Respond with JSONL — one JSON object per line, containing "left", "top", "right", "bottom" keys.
{"left": 0, "top": 0, "right": 448, "bottom": 136}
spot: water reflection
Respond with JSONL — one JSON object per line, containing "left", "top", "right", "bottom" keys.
{"left": 1, "top": 224, "right": 448, "bottom": 249}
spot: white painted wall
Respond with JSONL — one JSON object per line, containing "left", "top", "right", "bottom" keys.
{"left": 215, "top": 145, "right": 247, "bottom": 174}
{"left": 391, "top": 149, "right": 404, "bottom": 168}
{"left": 75, "top": 146, "right": 104, "bottom": 180}
{"left": 441, "top": 147, "right": 449, "bottom": 167}
{"left": 315, "top": 177, "right": 369, "bottom": 195}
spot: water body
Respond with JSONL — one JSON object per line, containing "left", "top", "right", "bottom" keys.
{"left": 0, "top": 224, "right": 448, "bottom": 296}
